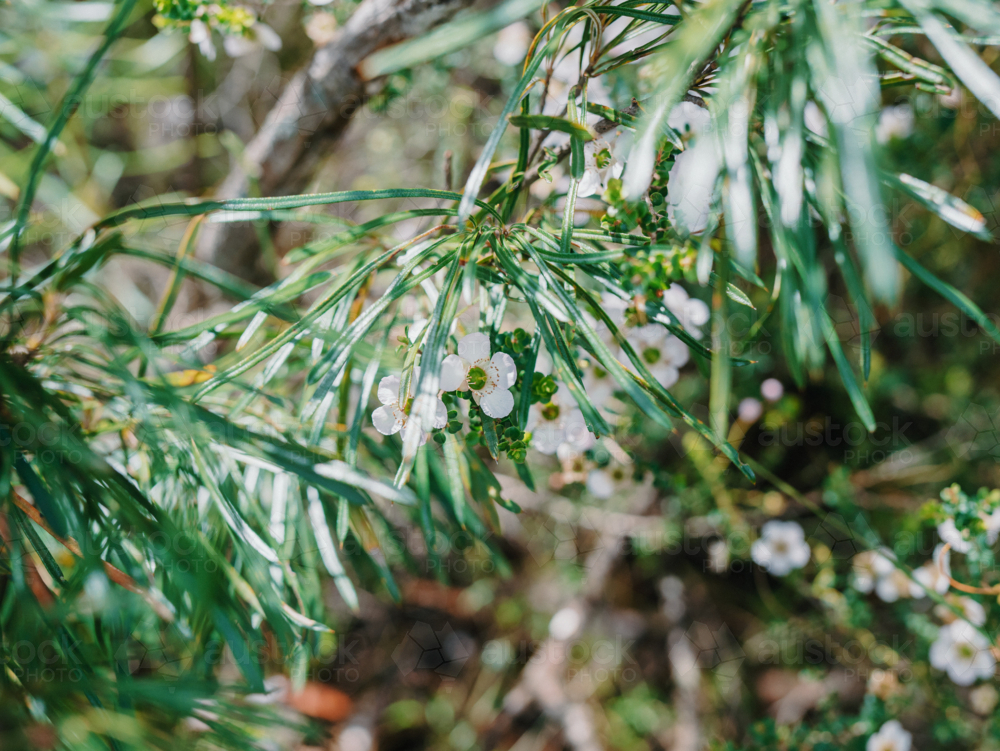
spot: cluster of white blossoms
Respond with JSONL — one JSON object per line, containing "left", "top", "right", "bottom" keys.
{"left": 851, "top": 543, "right": 954, "bottom": 603}
{"left": 372, "top": 333, "right": 517, "bottom": 441}
{"left": 591, "top": 287, "right": 709, "bottom": 399}
{"left": 937, "top": 508, "right": 1000, "bottom": 553}
{"left": 751, "top": 520, "right": 811, "bottom": 576}
{"left": 848, "top": 527, "right": 996, "bottom": 686}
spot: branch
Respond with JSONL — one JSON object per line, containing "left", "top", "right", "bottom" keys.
{"left": 195, "top": 0, "right": 478, "bottom": 280}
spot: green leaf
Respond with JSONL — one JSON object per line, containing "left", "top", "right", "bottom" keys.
{"left": 14, "top": 454, "right": 68, "bottom": 538}
{"left": 509, "top": 114, "right": 595, "bottom": 141}
{"left": 895, "top": 246, "right": 1000, "bottom": 345}
{"left": 481, "top": 414, "right": 500, "bottom": 460}
{"left": 885, "top": 172, "right": 991, "bottom": 241}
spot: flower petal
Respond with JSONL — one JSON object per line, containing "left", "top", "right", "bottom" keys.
{"left": 663, "top": 336, "right": 690, "bottom": 368}
{"left": 491, "top": 352, "right": 517, "bottom": 389}
{"left": 578, "top": 168, "right": 602, "bottom": 197}
{"left": 586, "top": 470, "right": 614, "bottom": 499}
{"left": 563, "top": 409, "right": 596, "bottom": 451}
{"left": 650, "top": 364, "right": 679, "bottom": 389}
{"left": 480, "top": 387, "right": 514, "bottom": 419}
{"left": 532, "top": 424, "right": 564, "bottom": 454}
{"left": 377, "top": 375, "right": 401, "bottom": 406}
{"left": 432, "top": 398, "right": 448, "bottom": 429}
{"left": 372, "top": 405, "right": 402, "bottom": 435}
{"left": 458, "top": 332, "right": 491, "bottom": 362}
{"left": 440, "top": 355, "right": 469, "bottom": 391}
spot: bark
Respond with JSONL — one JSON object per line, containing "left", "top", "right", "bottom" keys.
{"left": 196, "top": 0, "right": 475, "bottom": 281}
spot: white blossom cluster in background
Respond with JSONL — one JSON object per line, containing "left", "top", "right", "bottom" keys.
{"left": 747, "top": 510, "right": 998, "bottom": 690}
{"left": 848, "top": 528, "right": 997, "bottom": 687}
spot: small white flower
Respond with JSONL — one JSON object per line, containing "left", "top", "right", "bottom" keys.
{"left": 439, "top": 332, "right": 517, "bottom": 418}
{"left": 578, "top": 131, "right": 628, "bottom": 198}
{"left": 970, "top": 683, "right": 999, "bottom": 715}
{"left": 938, "top": 518, "right": 973, "bottom": 553}
{"left": 493, "top": 22, "right": 531, "bottom": 66}
{"left": 751, "top": 520, "right": 811, "bottom": 576}
{"left": 866, "top": 720, "right": 911, "bottom": 751}
{"left": 982, "top": 508, "right": 1000, "bottom": 545}
{"left": 945, "top": 596, "right": 987, "bottom": 627}
{"left": 371, "top": 373, "right": 446, "bottom": 443}
{"left": 189, "top": 20, "right": 217, "bottom": 61}
{"left": 851, "top": 549, "right": 896, "bottom": 594}
{"left": 526, "top": 385, "right": 595, "bottom": 455}
{"left": 624, "top": 325, "right": 689, "bottom": 389}
{"left": 875, "top": 569, "right": 914, "bottom": 604}
{"left": 662, "top": 283, "right": 711, "bottom": 338}
{"left": 667, "top": 100, "right": 711, "bottom": 138}
{"left": 875, "top": 104, "right": 914, "bottom": 144}
{"left": 738, "top": 397, "right": 763, "bottom": 423}
{"left": 586, "top": 461, "right": 630, "bottom": 499}
{"left": 930, "top": 620, "right": 996, "bottom": 685}
{"left": 761, "top": 378, "right": 784, "bottom": 402}
{"left": 582, "top": 359, "right": 616, "bottom": 411}
{"left": 223, "top": 23, "right": 282, "bottom": 57}
{"left": 910, "top": 544, "right": 951, "bottom": 597}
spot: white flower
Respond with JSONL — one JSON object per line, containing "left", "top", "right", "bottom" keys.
{"left": 582, "top": 359, "right": 616, "bottom": 411}
{"left": 751, "top": 520, "right": 811, "bottom": 576}
{"left": 930, "top": 620, "right": 996, "bottom": 685}
{"left": 939, "top": 596, "right": 987, "bottom": 627}
{"left": 189, "top": 20, "right": 217, "bottom": 61}
{"left": 938, "top": 518, "right": 973, "bottom": 553}
{"left": 875, "top": 569, "right": 914, "bottom": 604}
{"left": 188, "top": 19, "right": 215, "bottom": 60}
{"left": 875, "top": 104, "right": 914, "bottom": 144}
{"left": 738, "top": 398, "right": 763, "bottom": 423}
{"left": 223, "top": 23, "right": 282, "bottom": 57}
{"left": 371, "top": 373, "right": 446, "bottom": 443}
{"left": 439, "top": 332, "right": 517, "bottom": 418}
{"left": 667, "top": 101, "right": 711, "bottom": 138}
{"left": 910, "top": 544, "right": 951, "bottom": 597}
{"left": 982, "top": 508, "right": 1000, "bottom": 545}
{"left": 493, "top": 21, "right": 531, "bottom": 66}
{"left": 624, "top": 325, "right": 689, "bottom": 389}
{"left": 586, "top": 462, "right": 630, "bottom": 499}
{"left": 866, "top": 720, "right": 911, "bottom": 751}
{"left": 761, "top": 378, "right": 784, "bottom": 402}
{"left": 527, "top": 385, "right": 595, "bottom": 455}
{"left": 851, "top": 549, "right": 897, "bottom": 594}
{"left": 578, "top": 131, "right": 628, "bottom": 198}
{"left": 970, "top": 683, "right": 999, "bottom": 715}
{"left": 662, "top": 283, "right": 711, "bottom": 338}
{"left": 666, "top": 136, "right": 721, "bottom": 235}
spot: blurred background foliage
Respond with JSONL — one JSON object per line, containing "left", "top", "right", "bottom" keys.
{"left": 6, "top": 0, "right": 1000, "bottom": 749}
